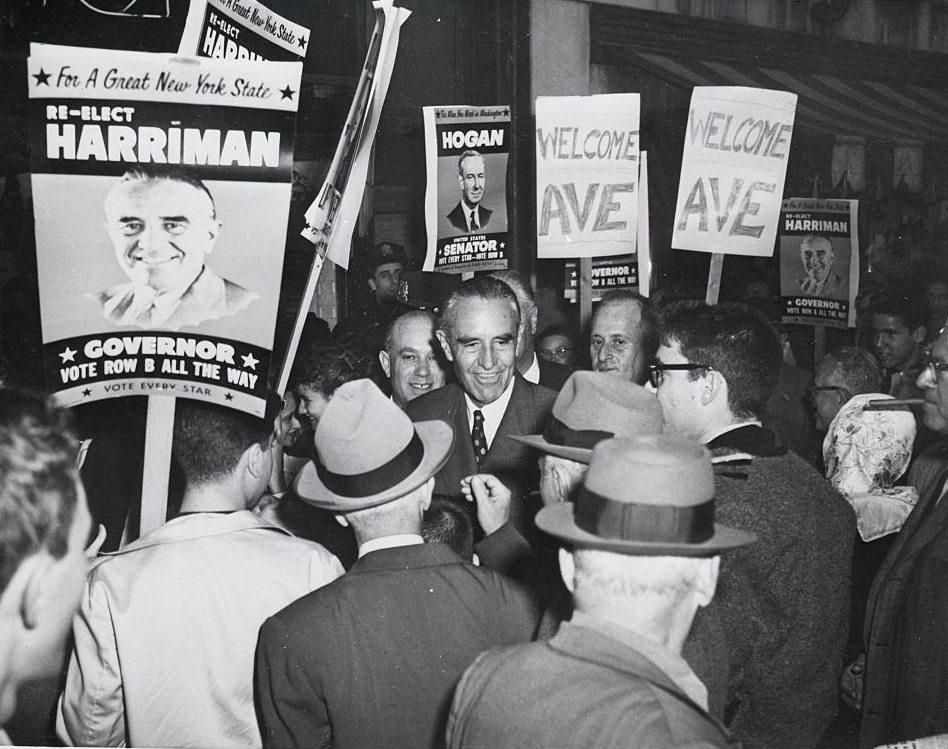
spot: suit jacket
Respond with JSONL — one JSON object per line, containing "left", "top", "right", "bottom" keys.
{"left": 799, "top": 272, "right": 845, "bottom": 298}
{"left": 91, "top": 265, "right": 257, "bottom": 330}
{"left": 447, "top": 201, "right": 493, "bottom": 233}
{"left": 406, "top": 378, "right": 556, "bottom": 519}
{"left": 255, "top": 542, "right": 538, "bottom": 749}
{"left": 706, "top": 425, "right": 855, "bottom": 749}
{"left": 56, "top": 512, "right": 342, "bottom": 748}
{"left": 860, "top": 462, "right": 948, "bottom": 747}
{"left": 447, "top": 621, "right": 737, "bottom": 748}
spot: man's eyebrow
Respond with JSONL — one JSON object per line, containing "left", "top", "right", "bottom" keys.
{"left": 454, "top": 336, "right": 480, "bottom": 345}
{"left": 493, "top": 334, "right": 515, "bottom": 343}
{"left": 159, "top": 215, "right": 191, "bottom": 223}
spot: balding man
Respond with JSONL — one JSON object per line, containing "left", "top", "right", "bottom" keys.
{"left": 379, "top": 310, "right": 448, "bottom": 409}
{"left": 589, "top": 290, "right": 658, "bottom": 385}
{"left": 490, "top": 269, "right": 571, "bottom": 391}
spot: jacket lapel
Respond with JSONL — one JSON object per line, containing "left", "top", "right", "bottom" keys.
{"left": 488, "top": 376, "right": 529, "bottom": 461}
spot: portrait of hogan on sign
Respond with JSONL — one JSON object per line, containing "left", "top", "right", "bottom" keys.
{"left": 88, "top": 167, "right": 258, "bottom": 331}
{"left": 446, "top": 149, "right": 493, "bottom": 234}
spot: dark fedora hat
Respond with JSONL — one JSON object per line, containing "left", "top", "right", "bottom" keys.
{"left": 511, "top": 371, "right": 663, "bottom": 463}
{"left": 295, "top": 379, "right": 453, "bottom": 512}
{"left": 536, "top": 435, "right": 756, "bottom": 556}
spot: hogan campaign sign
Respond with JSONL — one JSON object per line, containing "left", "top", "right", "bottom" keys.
{"left": 672, "top": 86, "right": 797, "bottom": 257}
{"left": 28, "top": 43, "right": 302, "bottom": 417}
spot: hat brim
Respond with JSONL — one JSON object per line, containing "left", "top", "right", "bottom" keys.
{"left": 509, "top": 434, "right": 594, "bottom": 464}
{"left": 535, "top": 502, "right": 756, "bottom": 556}
{"left": 294, "top": 420, "right": 454, "bottom": 512}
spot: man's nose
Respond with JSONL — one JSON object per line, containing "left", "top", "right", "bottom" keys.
{"left": 136, "top": 223, "right": 163, "bottom": 252}
{"left": 416, "top": 356, "right": 431, "bottom": 375}
{"left": 917, "top": 365, "right": 935, "bottom": 390}
{"left": 597, "top": 345, "right": 612, "bottom": 362}
{"left": 874, "top": 332, "right": 886, "bottom": 349}
{"left": 479, "top": 346, "right": 495, "bottom": 370}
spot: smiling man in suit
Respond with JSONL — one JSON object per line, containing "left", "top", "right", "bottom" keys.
{"left": 407, "top": 276, "right": 556, "bottom": 537}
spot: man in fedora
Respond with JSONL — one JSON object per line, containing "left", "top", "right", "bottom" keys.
{"left": 255, "top": 380, "right": 538, "bottom": 749}
{"left": 648, "top": 302, "right": 855, "bottom": 748}
{"left": 447, "top": 435, "right": 753, "bottom": 748}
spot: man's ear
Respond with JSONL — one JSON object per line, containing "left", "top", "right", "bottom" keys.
{"left": 245, "top": 441, "right": 267, "bottom": 479}
{"left": 435, "top": 329, "right": 454, "bottom": 362}
{"left": 700, "top": 370, "right": 724, "bottom": 407}
{"left": 914, "top": 325, "right": 928, "bottom": 344}
{"left": 204, "top": 220, "right": 221, "bottom": 251}
{"left": 558, "top": 548, "right": 576, "bottom": 594}
{"left": 10, "top": 554, "right": 57, "bottom": 630}
{"left": 693, "top": 556, "right": 720, "bottom": 608}
{"left": 367, "top": 277, "right": 377, "bottom": 293}
{"left": 530, "top": 306, "right": 539, "bottom": 336}
{"left": 379, "top": 350, "right": 391, "bottom": 379}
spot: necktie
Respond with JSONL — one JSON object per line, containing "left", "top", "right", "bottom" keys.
{"left": 470, "top": 210, "right": 479, "bottom": 232}
{"left": 471, "top": 410, "right": 487, "bottom": 468}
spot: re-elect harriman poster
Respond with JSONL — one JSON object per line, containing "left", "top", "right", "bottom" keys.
{"left": 673, "top": 87, "right": 796, "bottom": 257}
{"left": 779, "top": 198, "right": 859, "bottom": 329}
{"left": 28, "top": 43, "right": 302, "bottom": 417}
{"left": 178, "top": 0, "right": 309, "bottom": 62}
{"left": 423, "top": 105, "right": 510, "bottom": 273}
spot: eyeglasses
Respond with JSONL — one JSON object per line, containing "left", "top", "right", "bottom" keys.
{"left": 805, "top": 385, "right": 850, "bottom": 402}
{"left": 922, "top": 356, "right": 948, "bottom": 379}
{"left": 648, "top": 363, "right": 712, "bottom": 388}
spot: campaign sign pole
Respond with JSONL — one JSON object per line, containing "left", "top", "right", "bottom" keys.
{"left": 579, "top": 258, "right": 593, "bottom": 332}
{"left": 140, "top": 397, "right": 175, "bottom": 536}
{"left": 706, "top": 253, "right": 724, "bottom": 305}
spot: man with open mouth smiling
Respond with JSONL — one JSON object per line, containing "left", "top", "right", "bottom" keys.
{"left": 379, "top": 310, "right": 448, "bottom": 409}
{"left": 91, "top": 166, "right": 257, "bottom": 330}
{"left": 408, "top": 276, "right": 556, "bottom": 546}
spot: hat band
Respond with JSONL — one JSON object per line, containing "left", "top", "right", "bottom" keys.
{"left": 574, "top": 487, "right": 715, "bottom": 544}
{"left": 317, "top": 432, "right": 425, "bottom": 498}
{"left": 544, "top": 416, "right": 614, "bottom": 450}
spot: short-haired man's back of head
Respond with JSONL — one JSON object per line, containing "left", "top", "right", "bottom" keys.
{"left": 818, "top": 346, "right": 883, "bottom": 395}
{"left": 173, "top": 401, "right": 271, "bottom": 487}
{"left": 439, "top": 275, "right": 521, "bottom": 338}
{"left": 0, "top": 389, "right": 78, "bottom": 593}
{"left": 661, "top": 301, "right": 782, "bottom": 419}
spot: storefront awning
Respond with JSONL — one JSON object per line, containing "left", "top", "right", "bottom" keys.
{"left": 605, "top": 48, "right": 948, "bottom": 143}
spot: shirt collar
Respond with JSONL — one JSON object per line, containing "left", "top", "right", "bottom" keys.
{"left": 522, "top": 352, "right": 540, "bottom": 384}
{"left": 127, "top": 266, "right": 205, "bottom": 325}
{"left": 700, "top": 419, "right": 760, "bottom": 446}
{"left": 464, "top": 375, "right": 516, "bottom": 448}
{"left": 569, "top": 611, "right": 708, "bottom": 710}
{"left": 358, "top": 533, "right": 424, "bottom": 558}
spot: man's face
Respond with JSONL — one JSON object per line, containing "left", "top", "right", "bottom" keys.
{"left": 104, "top": 179, "right": 218, "bottom": 294}
{"left": 649, "top": 340, "right": 705, "bottom": 440}
{"left": 590, "top": 301, "right": 647, "bottom": 383}
{"left": 928, "top": 282, "right": 948, "bottom": 326}
{"left": 457, "top": 155, "right": 486, "bottom": 208}
{"left": 369, "top": 262, "right": 404, "bottom": 306}
{"left": 919, "top": 331, "right": 948, "bottom": 432}
{"left": 381, "top": 315, "right": 447, "bottom": 407}
{"left": 437, "top": 297, "right": 518, "bottom": 406}
{"left": 800, "top": 237, "right": 834, "bottom": 284}
{"left": 274, "top": 391, "right": 303, "bottom": 449}
{"left": 31, "top": 479, "right": 93, "bottom": 682}
{"left": 295, "top": 385, "right": 332, "bottom": 430}
{"left": 812, "top": 366, "right": 849, "bottom": 433}
{"left": 537, "top": 333, "right": 572, "bottom": 366}
{"left": 873, "top": 313, "right": 923, "bottom": 371}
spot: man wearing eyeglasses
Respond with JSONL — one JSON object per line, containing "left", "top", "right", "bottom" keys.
{"left": 91, "top": 167, "right": 257, "bottom": 330}
{"left": 845, "top": 324, "right": 948, "bottom": 747}
{"left": 647, "top": 302, "right": 855, "bottom": 749}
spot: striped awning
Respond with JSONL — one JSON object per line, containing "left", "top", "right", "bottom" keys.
{"left": 611, "top": 49, "right": 948, "bottom": 144}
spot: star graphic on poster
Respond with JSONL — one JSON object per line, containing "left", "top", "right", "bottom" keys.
{"left": 501, "top": 107, "right": 510, "bottom": 117}
{"left": 241, "top": 352, "right": 259, "bottom": 370}
{"left": 297, "top": 35, "right": 307, "bottom": 48}
{"left": 500, "top": 242, "right": 505, "bottom": 249}
{"left": 82, "top": 388, "right": 92, "bottom": 397}
{"left": 33, "top": 69, "right": 51, "bottom": 86}
{"left": 59, "top": 346, "right": 77, "bottom": 363}
{"left": 570, "top": 270, "right": 577, "bottom": 280}
{"left": 280, "top": 86, "right": 295, "bottom": 100}
{"left": 224, "top": 393, "right": 233, "bottom": 401}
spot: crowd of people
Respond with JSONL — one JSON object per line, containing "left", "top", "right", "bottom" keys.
{"left": 4, "top": 245, "right": 948, "bottom": 749}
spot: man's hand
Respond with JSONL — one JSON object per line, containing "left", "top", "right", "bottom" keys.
{"left": 840, "top": 653, "right": 866, "bottom": 711}
{"left": 460, "top": 474, "right": 511, "bottom": 536}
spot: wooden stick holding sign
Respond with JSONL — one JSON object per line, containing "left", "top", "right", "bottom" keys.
{"left": 705, "top": 253, "right": 724, "bottom": 305}
{"left": 579, "top": 258, "right": 593, "bottom": 333}
{"left": 139, "top": 397, "right": 176, "bottom": 537}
